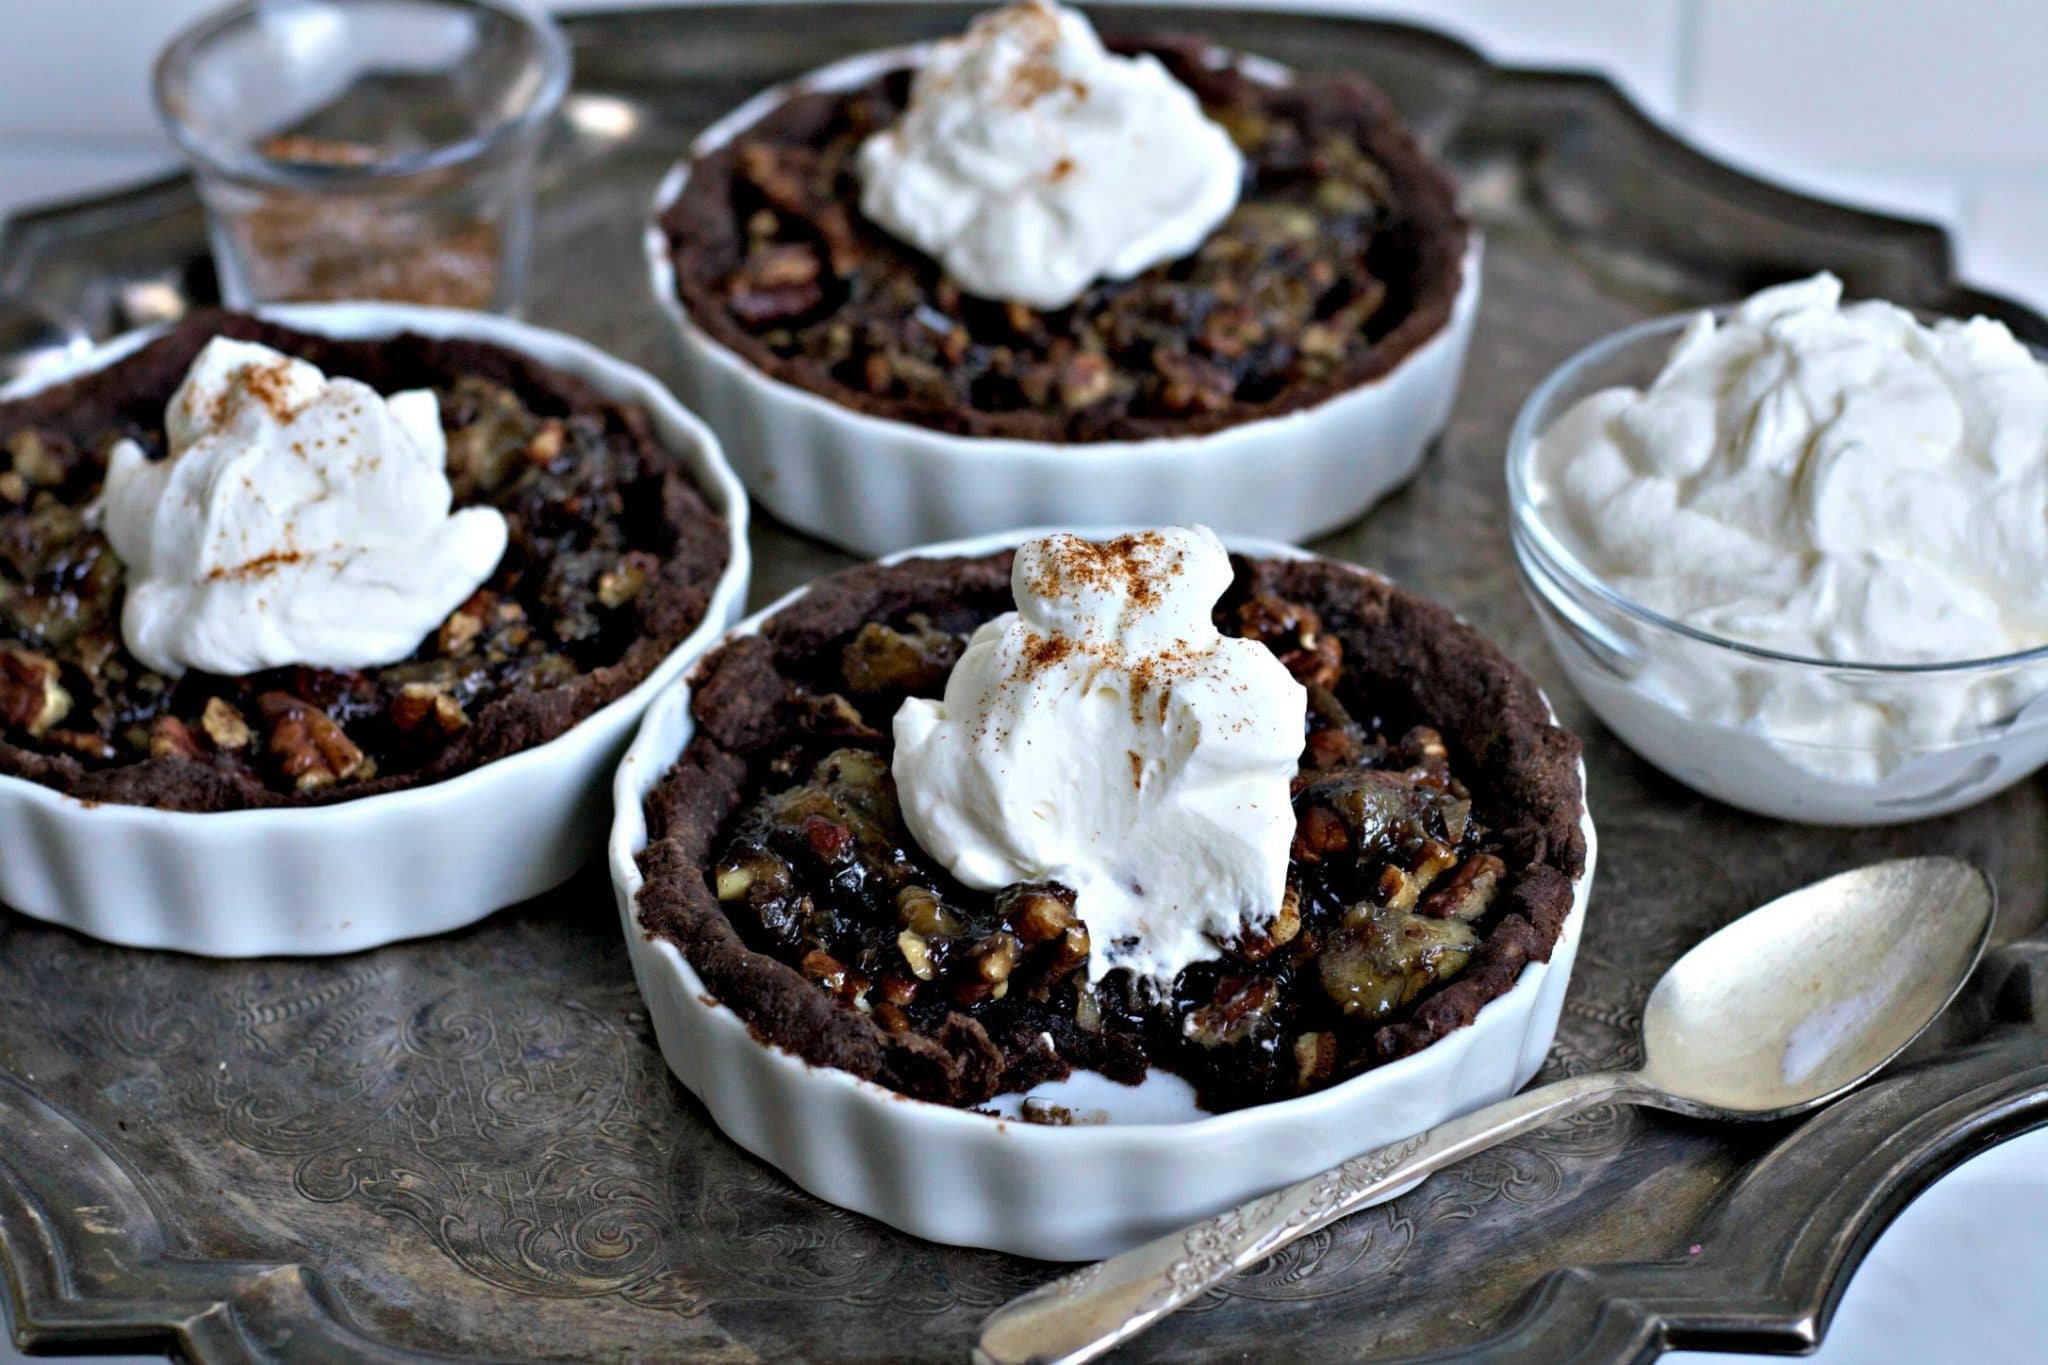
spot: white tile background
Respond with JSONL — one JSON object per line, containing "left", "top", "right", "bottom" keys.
{"left": 0, "top": 3, "right": 2044, "bottom": 1363}
{"left": 0, "top": 0, "right": 2043, "bottom": 307}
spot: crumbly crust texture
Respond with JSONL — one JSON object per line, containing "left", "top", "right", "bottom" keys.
{"left": 0, "top": 312, "right": 730, "bottom": 811}
{"left": 636, "top": 553, "right": 1585, "bottom": 1111}
{"left": 663, "top": 36, "right": 1468, "bottom": 443}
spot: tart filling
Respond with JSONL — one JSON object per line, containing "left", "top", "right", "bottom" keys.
{"left": 0, "top": 312, "right": 730, "bottom": 811}
{"left": 636, "top": 547, "right": 1584, "bottom": 1114}
{"left": 662, "top": 29, "right": 1468, "bottom": 443}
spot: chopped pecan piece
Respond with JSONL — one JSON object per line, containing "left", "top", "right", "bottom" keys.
{"left": 792, "top": 690, "right": 880, "bottom": 743}
{"left": 1004, "top": 884, "right": 1078, "bottom": 945}
{"left": 0, "top": 646, "right": 70, "bottom": 737}
{"left": 1231, "top": 885, "right": 1302, "bottom": 963}
{"left": 257, "top": 692, "right": 366, "bottom": 791}
{"left": 1294, "top": 767, "right": 1470, "bottom": 868}
{"left": 391, "top": 683, "right": 469, "bottom": 734}
{"left": 437, "top": 594, "right": 490, "bottom": 656}
{"left": 1002, "top": 884, "right": 1090, "bottom": 978}
{"left": 1372, "top": 863, "right": 1419, "bottom": 912}
{"left": 440, "top": 378, "right": 532, "bottom": 495}
{"left": 1418, "top": 853, "right": 1506, "bottom": 921}
{"left": 147, "top": 715, "right": 205, "bottom": 761}
{"left": 1057, "top": 353, "right": 1113, "bottom": 409}
{"left": 797, "top": 811, "right": 852, "bottom": 863}
{"left": 1293, "top": 1031, "right": 1338, "bottom": 1090}
{"left": 39, "top": 728, "right": 117, "bottom": 761}
{"left": 524, "top": 418, "right": 566, "bottom": 466}
{"left": 955, "top": 932, "right": 1023, "bottom": 1004}
{"left": 1197, "top": 306, "right": 1265, "bottom": 360}
{"left": 1292, "top": 801, "right": 1351, "bottom": 863}
{"left": 4, "top": 430, "right": 65, "bottom": 486}
{"left": 200, "top": 697, "right": 253, "bottom": 750}
{"left": 896, "top": 884, "right": 963, "bottom": 938}
{"left": 1073, "top": 982, "right": 1103, "bottom": 1033}
{"left": 733, "top": 142, "right": 860, "bottom": 268}
{"left": 1395, "top": 725, "right": 1451, "bottom": 778}
{"left": 728, "top": 279, "right": 826, "bottom": 329}
{"left": 597, "top": 551, "right": 659, "bottom": 609}
{"left": 840, "top": 616, "right": 963, "bottom": 695}
{"left": 1182, "top": 974, "right": 1283, "bottom": 1050}
{"left": 875, "top": 971, "right": 919, "bottom": 1006}
{"left": 716, "top": 847, "right": 792, "bottom": 906}
{"left": 748, "top": 243, "right": 823, "bottom": 289}
{"left": 1153, "top": 352, "right": 1234, "bottom": 415}
{"left": 896, "top": 930, "right": 937, "bottom": 981}
{"left": 799, "top": 948, "right": 867, "bottom": 1006}
{"left": 1234, "top": 594, "right": 1342, "bottom": 689}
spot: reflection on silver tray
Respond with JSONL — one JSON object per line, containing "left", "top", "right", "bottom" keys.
{"left": 1, "top": 6, "right": 2045, "bottom": 1362}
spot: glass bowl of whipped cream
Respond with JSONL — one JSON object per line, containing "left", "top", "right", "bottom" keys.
{"left": 1507, "top": 272, "right": 2048, "bottom": 825}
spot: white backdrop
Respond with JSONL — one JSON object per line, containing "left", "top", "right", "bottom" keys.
{"left": 0, "top": 0, "right": 2043, "bottom": 310}
{"left": 0, "top": 3, "right": 2043, "bottom": 1363}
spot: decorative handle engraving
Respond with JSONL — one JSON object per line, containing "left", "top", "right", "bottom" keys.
{"left": 976, "top": 1070, "right": 1636, "bottom": 1365}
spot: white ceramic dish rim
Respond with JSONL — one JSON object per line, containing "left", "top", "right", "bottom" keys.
{"left": 0, "top": 302, "right": 752, "bottom": 840}
{"left": 642, "top": 41, "right": 1479, "bottom": 466}
{"left": 609, "top": 527, "right": 1594, "bottom": 1146}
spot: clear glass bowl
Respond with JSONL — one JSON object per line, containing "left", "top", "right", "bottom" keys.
{"left": 1506, "top": 309, "right": 2048, "bottom": 825}
{"left": 154, "top": 0, "right": 570, "bottom": 313}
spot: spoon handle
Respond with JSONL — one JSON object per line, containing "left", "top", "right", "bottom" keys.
{"left": 976, "top": 1069, "right": 1639, "bottom": 1365}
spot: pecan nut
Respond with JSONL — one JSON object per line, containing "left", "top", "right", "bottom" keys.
{"left": 147, "top": 715, "right": 205, "bottom": 761}
{"left": 0, "top": 646, "right": 71, "bottom": 737}
{"left": 391, "top": 683, "right": 469, "bottom": 734}
{"left": 257, "top": 692, "right": 366, "bottom": 791}
{"left": 597, "top": 551, "right": 659, "bottom": 609}
{"left": 200, "top": 697, "right": 253, "bottom": 750}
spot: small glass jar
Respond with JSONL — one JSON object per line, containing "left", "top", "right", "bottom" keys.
{"left": 153, "top": 0, "right": 570, "bottom": 314}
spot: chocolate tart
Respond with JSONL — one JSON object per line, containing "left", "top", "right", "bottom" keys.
{"left": 635, "top": 549, "right": 1584, "bottom": 1114}
{"left": 0, "top": 311, "right": 731, "bottom": 812}
{"left": 661, "top": 36, "right": 1468, "bottom": 444}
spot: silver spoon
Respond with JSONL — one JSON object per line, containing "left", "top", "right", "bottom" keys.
{"left": 977, "top": 856, "right": 1995, "bottom": 1365}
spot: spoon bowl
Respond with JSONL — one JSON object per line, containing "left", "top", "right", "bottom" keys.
{"left": 1638, "top": 857, "right": 1996, "bottom": 1119}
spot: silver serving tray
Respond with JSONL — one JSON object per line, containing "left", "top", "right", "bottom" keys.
{"left": 2, "top": 6, "right": 2045, "bottom": 1362}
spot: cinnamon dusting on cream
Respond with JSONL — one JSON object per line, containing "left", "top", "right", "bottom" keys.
{"left": 891, "top": 526, "right": 1307, "bottom": 983}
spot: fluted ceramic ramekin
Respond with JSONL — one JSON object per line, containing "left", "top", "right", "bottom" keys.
{"left": 0, "top": 303, "right": 750, "bottom": 956}
{"left": 645, "top": 46, "right": 1482, "bottom": 558}
{"left": 610, "top": 530, "right": 1593, "bottom": 1260}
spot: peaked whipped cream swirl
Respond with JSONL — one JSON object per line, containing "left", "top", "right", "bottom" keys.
{"left": 856, "top": 0, "right": 1244, "bottom": 309}
{"left": 892, "top": 527, "right": 1307, "bottom": 984}
{"left": 1532, "top": 272, "right": 2048, "bottom": 665}
{"left": 100, "top": 337, "right": 508, "bottom": 678}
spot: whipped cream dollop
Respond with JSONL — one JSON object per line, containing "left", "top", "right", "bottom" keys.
{"left": 855, "top": 0, "right": 1244, "bottom": 309}
{"left": 1529, "top": 273, "right": 2048, "bottom": 788}
{"left": 893, "top": 527, "right": 1307, "bottom": 984}
{"left": 1531, "top": 273, "right": 2048, "bottom": 664}
{"left": 101, "top": 337, "right": 508, "bottom": 677}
